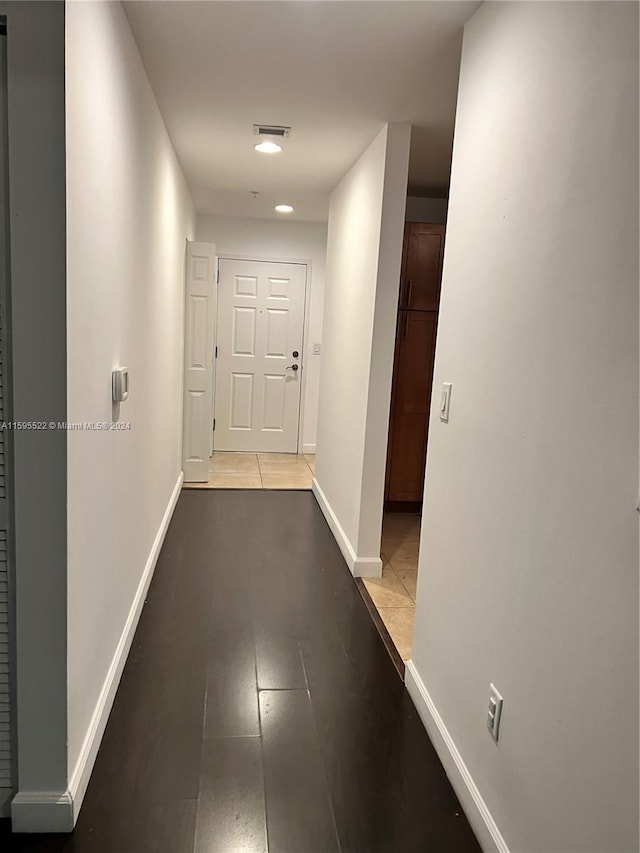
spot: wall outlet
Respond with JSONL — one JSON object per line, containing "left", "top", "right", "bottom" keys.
{"left": 487, "top": 683, "right": 503, "bottom": 742}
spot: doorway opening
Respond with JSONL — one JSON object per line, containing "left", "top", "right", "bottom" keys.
{"left": 183, "top": 252, "right": 315, "bottom": 490}
{"left": 359, "top": 218, "right": 446, "bottom": 669}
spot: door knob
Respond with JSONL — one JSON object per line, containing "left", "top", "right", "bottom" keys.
{"left": 285, "top": 364, "right": 299, "bottom": 371}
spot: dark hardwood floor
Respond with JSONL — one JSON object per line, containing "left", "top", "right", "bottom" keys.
{"left": 3, "top": 490, "right": 480, "bottom": 852}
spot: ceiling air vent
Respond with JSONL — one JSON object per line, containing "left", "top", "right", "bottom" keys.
{"left": 253, "top": 124, "right": 291, "bottom": 138}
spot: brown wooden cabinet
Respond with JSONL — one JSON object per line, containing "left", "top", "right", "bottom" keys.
{"left": 385, "top": 222, "right": 445, "bottom": 504}
{"left": 399, "top": 222, "right": 445, "bottom": 312}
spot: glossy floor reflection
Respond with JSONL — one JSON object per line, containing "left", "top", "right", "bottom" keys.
{"left": 3, "top": 491, "right": 479, "bottom": 853}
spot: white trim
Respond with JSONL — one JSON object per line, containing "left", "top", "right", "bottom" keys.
{"left": 12, "top": 473, "right": 184, "bottom": 834}
{"left": 311, "top": 477, "right": 383, "bottom": 578}
{"left": 405, "top": 660, "right": 510, "bottom": 853}
{"left": 302, "top": 443, "right": 316, "bottom": 454}
{"left": 214, "top": 253, "right": 313, "bottom": 454}
{"left": 11, "top": 791, "right": 74, "bottom": 834}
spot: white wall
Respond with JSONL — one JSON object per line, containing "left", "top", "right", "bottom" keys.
{"left": 408, "top": 3, "right": 639, "bottom": 852}
{"left": 314, "top": 123, "right": 410, "bottom": 575}
{"left": 65, "top": 0, "right": 195, "bottom": 819}
{"left": 0, "top": 0, "right": 68, "bottom": 821}
{"left": 196, "top": 215, "right": 326, "bottom": 452}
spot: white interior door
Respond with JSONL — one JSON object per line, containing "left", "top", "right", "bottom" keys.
{"left": 182, "top": 241, "right": 215, "bottom": 482}
{"left": 215, "top": 259, "right": 306, "bottom": 453}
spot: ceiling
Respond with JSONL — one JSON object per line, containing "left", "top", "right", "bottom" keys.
{"left": 124, "top": 1, "right": 480, "bottom": 221}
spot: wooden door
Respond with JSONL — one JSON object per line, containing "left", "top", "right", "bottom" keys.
{"left": 399, "top": 223, "right": 445, "bottom": 311}
{"left": 386, "top": 311, "right": 438, "bottom": 502}
{"left": 215, "top": 259, "right": 306, "bottom": 453}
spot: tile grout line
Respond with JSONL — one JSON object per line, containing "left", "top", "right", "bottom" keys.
{"left": 255, "top": 453, "right": 264, "bottom": 489}
{"left": 202, "top": 452, "right": 315, "bottom": 490}
{"left": 384, "top": 560, "right": 418, "bottom": 603}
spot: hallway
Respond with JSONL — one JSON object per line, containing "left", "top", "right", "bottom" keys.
{"left": 5, "top": 490, "right": 478, "bottom": 852}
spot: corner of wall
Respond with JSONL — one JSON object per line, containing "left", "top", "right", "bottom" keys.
{"left": 11, "top": 791, "right": 74, "bottom": 834}
{"left": 312, "top": 478, "right": 383, "bottom": 577}
{"left": 357, "top": 121, "right": 411, "bottom": 559}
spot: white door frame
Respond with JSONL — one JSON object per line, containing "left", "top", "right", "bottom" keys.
{"left": 214, "top": 253, "right": 312, "bottom": 454}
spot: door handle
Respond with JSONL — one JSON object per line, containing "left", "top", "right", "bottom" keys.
{"left": 285, "top": 364, "right": 299, "bottom": 371}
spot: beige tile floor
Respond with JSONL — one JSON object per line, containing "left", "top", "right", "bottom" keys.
{"left": 185, "top": 460, "right": 417, "bottom": 661}
{"left": 363, "top": 512, "right": 421, "bottom": 662}
{"left": 183, "top": 451, "right": 315, "bottom": 490}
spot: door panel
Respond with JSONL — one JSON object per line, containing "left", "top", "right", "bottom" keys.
{"left": 263, "top": 374, "right": 286, "bottom": 430}
{"left": 401, "top": 223, "right": 445, "bottom": 311}
{"left": 235, "top": 275, "right": 257, "bottom": 297}
{"left": 233, "top": 307, "right": 257, "bottom": 355}
{"left": 230, "top": 373, "right": 253, "bottom": 429}
{"left": 266, "top": 309, "right": 288, "bottom": 356}
{"left": 386, "top": 311, "right": 438, "bottom": 502}
{"left": 215, "top": 259, "right": 306, "bottom": 452}
{"left": 188, "top": 297, "right": 208, "bottom": 366}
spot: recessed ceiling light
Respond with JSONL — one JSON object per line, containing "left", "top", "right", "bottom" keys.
{"left": 275, "top": 204, "right": 294, "bottom": 214}
{"left": 254, "top": 141, "right": 282, "bottom": 154}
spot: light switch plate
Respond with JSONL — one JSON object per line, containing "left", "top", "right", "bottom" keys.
{"left": 487, "top": 683, "right": 503, "bottom": 742}
{"left": 112, "top": 367, "right": 129, "bottom": 403}
{"left": 439, "top": 382, "right": 452, "bottom": 422}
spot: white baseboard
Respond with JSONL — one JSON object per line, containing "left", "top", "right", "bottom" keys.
{"left": 302, "top": 442, "right": 316, "bottom": 454}
{"left": 11, "top": 791, "right": 73, "bottom": 833}
{"left": 311, "top": 477, "right": 382, "bottom": 578}
{"left": 11, "top": 472, "right": 184, "bottom": 834}
{"left": 405, "top": 660, "right": 510, "bottom": 853}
